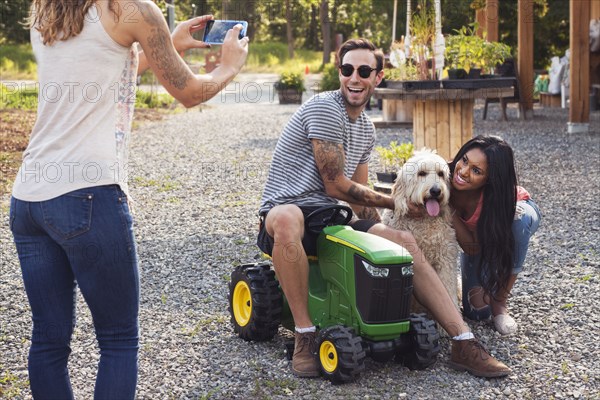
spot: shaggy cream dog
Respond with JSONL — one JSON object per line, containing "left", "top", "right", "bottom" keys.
{"left": 382, "top": 149, "right": 460, "bottom": 312}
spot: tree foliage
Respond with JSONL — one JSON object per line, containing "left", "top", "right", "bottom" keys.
{"left": 0, "top": 0, "right": 570, "bottom": 70}
{"left": 0, "top": 0, "right": 31, "bottom": 44}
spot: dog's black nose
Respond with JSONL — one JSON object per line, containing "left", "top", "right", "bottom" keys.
{"left": 430, "top": 185, "right": 441, "bottom": 198}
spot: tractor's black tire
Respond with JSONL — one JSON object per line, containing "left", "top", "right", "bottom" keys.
{"left": 398, "top": 313, "right": 440, "bottom": 370}
{"left": 228, "top": 263, "right": 282, "bottom": 342}
{"left": 316, "top": 325, "right": 366, "bottom": 384}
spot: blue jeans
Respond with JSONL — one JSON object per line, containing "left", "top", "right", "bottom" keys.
{"left": 9, "top": 185, "right": 139, "bottom": 400}
{"left": 462, "top": 199, "right": 541, "bottom": 320}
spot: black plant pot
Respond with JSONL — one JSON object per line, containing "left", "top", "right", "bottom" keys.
{"left": 376, "top": 171, "right": 397, "bottom": 183}
{"left": 468, "top": 68, "right": 482, "bottom": 79}
{"left": 447, "top": 68, "right": 467, "bottom": 80}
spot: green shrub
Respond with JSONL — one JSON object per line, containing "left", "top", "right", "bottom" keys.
{"left": 0, "top": 84, "right": 175, "bottom": 110}
{"left": 318, "top": 63, "right": 340, "bottom": 91}
{"left": 0, "top": 44, "right": 37, "bottom": 79}
{"left": 375, "top": 141, "right": 414, "bottom": 172}
{"left": 274, "top": 70, "right": 305, "bottom": 91}
{"left": 0, "top": 83, "right": 38, "bottom": 110}
{"left": 135, "top": 89, "right": 175, "bottom": 108}
{"left": 243, "top": 42, "right": 322, "bottom": 74}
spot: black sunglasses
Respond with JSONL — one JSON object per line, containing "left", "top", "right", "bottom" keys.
{"left": 339, "top": 64, "right": 377, "bottom": 79}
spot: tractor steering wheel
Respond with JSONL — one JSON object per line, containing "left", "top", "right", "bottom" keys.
{"left": 305, "top": 205, "right": 353, "bottom": 235}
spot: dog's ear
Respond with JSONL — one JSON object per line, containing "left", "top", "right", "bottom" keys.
{"left": 391, "top": 169, "right": 410, "bottom": 216}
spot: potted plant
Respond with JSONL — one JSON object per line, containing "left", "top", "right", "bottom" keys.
{"left": 386, "top": 40, "right": 420, "bottom": 87}
{"left": 445, "top": 23, "right": 512, "bottom": 80}
{"left": 444, "top": 34, "right": 468, "bottom": 79}
{"left": 274, "top": 70, "right": 305, "bottom": 104}
{"left": 384, "top": 0, "right": 440, "bottom": 90}
{"left": 409, "top": 0, "right": 437, "bottom": 83}
{"left": 374, "top": 141, "right": 414, "bottom": 183}
{"left": 444, "top": 23, "right": 485, "bottom": 79}
{"left": 481, "top": 41, "right": 512, "bottom": 76}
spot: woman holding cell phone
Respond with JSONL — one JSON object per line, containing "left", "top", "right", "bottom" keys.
{"left": 10, "top": 1, "right": 248, "bottom": 398}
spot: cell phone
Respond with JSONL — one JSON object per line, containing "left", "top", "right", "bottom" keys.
{"left": 202, "top": 20, "right": 248, "bottom": 45}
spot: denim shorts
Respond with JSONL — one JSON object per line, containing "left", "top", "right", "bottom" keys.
{"left": 256, "top": 205, "right": 377, "bottom": 257}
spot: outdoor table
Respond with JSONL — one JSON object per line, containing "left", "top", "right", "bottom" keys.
{"left": 373, "top": 78, "right": 516, "bottom": 160}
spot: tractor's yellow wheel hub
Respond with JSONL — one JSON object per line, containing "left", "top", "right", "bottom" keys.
{"left": 320, "top": 340, "right": 338, "bottom": 373}
{"left": 232, "top": 281, "right": 252, "bottom": 327}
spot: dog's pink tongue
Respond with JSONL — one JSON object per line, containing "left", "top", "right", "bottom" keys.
{"left": 425, "top": 199, "right": 440, "bottom": 217}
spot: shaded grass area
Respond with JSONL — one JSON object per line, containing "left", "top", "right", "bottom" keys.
{"left": 0, "top": 41, "right": 327, "bottom": 81}
{"left": 0, "top": 109, "right": 35, "bottom": 196}
{"left": 0, "top": 105, "right": 177, "bottom": 197}
{"left": 0, "top": 364, "right": 29, "bottom": 399}
{"left": 0, "top": 44, "right": 37, "bottom": 80}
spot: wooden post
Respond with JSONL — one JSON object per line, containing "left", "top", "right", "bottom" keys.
{"left": 518, "top": 0, "right": 535, "bottom": 119}
{"left": 486, "top": 0, "right": 499, "bottom": 42}
{"left": 475, "top": 1, "right": 498, "bottom": 41}
{"left": 592, "top": 0, "right": 600, "bottom": 19}
{"left": 476, "top": 9, "right": 487, "bottom": 38}
{"left": 568, "top": 0, "right": 591, "bottom": 133}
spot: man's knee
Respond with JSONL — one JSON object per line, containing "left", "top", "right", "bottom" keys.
{"left": 267, "top": 205, "right": 304, "bottom": 240}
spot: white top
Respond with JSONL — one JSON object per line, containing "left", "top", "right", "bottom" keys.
{"left": 12, "top": 5, "right": 139, "bottom": 201}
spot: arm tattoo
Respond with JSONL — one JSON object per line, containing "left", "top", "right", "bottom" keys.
{"left": 348, "top": 183, "right": 383, "bottom": 205}
{"left": 138, "top": 4, "right": 189, "bottom": 90}
{"left": 314, "top": 140, "right": 345, "bottom": 182}
{"left": 356, "top": 206, "right": 381, "bottom": 222}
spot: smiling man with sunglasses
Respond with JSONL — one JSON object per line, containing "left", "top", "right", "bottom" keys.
{"left": 257, "top": 38, "right": 511, "bottom": 379}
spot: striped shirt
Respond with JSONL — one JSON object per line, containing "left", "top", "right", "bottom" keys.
{"left": 259, "top": 90, "right": 375, "bottom": 214}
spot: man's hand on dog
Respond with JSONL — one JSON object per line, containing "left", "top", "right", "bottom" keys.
{"left": 406, "top": 202, "right": 428, "bottom": 219}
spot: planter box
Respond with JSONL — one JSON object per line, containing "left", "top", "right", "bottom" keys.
{"left": 382, "top": 99, "right": 414, "bottom": 123}
{"left": 277, "top": 89, "right": 302, "bottom": 104}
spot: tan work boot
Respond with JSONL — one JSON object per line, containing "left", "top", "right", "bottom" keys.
{"left": 448, "top": 339, "right": 512, "bottom": 378}
{"left": 292, "top": 331, "right": 319, "bottom": 378}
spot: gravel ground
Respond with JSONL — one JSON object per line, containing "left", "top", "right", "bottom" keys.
{"left": 1, "top": 97, "right": 599, "bottom": 399}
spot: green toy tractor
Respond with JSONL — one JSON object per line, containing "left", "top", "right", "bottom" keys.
{"left": 228, "top": 205, "right": 440, "bottom": 383}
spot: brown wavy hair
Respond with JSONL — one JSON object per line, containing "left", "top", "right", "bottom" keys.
{"left": 27, "top": 0, "right": 118, "bottom": 45}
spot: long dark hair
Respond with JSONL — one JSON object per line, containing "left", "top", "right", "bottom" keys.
{"left": 449, "top": 135, "right": 517, "bottom": 297}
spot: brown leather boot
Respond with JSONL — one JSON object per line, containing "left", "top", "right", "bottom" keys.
{"left": 448, "top": 339, "right": 512, "bottom": 378}
{"left": 292, "top": 331, "right": 319, "bottom": 378}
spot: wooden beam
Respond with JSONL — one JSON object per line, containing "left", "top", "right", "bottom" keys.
{"left": 475, "top": 1, "right": 499, "bottom": 41}
{"left": 592, "top": 0, "right": 600, "bottom": 19}
{"left": 476, "top": 9, "right": 487, "bottom": 38}
{"left": 569, "top": 0, "right": 590, "bottom": 126}
{"left": 486, "top": 0, "right": 499, "bottom": 42}
{"left": 518, "top": 0, "right": 535, "bottom": 118}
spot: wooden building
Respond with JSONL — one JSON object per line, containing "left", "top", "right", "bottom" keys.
{"left": 476, "top": 0, "right": 600, "bottom": 133}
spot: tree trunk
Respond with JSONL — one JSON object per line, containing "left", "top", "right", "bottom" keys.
{"left": 285, "top": 0, "right": 295, "bottom": 59}
{"left": 221, "top": 0, "right": 231, "bottom": 19}
{"left": 320, "top": 0, "right": 331, "bottom": 65}
{"left": 307, "top": 4, "right": 320, "bottom": 50}
{"left": 244, "top": 0, "right": 257, "bottom": 42}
